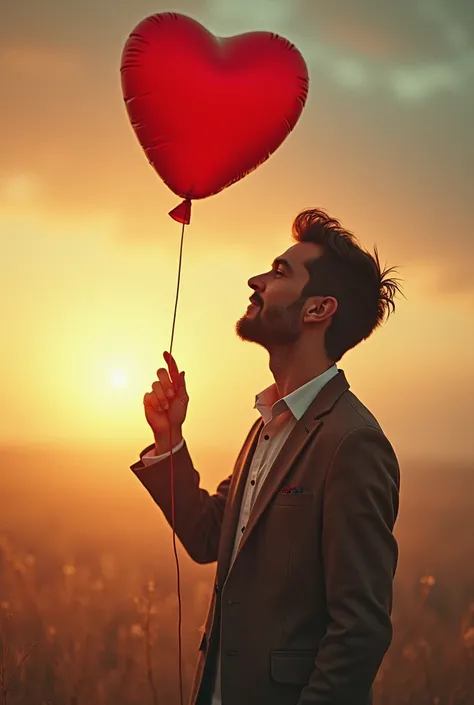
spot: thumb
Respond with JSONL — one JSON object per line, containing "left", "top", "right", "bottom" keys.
{"left": 178, "top": 371, "right": 187, "bottom": 395}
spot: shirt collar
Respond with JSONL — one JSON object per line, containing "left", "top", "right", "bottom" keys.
{"left": 254, "top": 365, "right": 339, "bottom": 425}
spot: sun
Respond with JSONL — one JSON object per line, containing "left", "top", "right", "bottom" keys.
{"left": 109, "top": 368, "right": 128, "bottom": 389}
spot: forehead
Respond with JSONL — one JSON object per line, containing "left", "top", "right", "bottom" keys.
{"left": 277, "top": 242, "right": 323, "bottom": 272}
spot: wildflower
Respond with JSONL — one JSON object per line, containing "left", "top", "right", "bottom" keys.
{"left": 131, "top": 623, "right": 144, "bottom": 637}
{"left": 62, "top": 564, "right": 76, "bottom": 576}
{"left": 419, "top": 575, "right": 436, "bottom": 599}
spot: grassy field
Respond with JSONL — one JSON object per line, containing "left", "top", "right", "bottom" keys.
{"left": 0, "top": 443, "right": 473, "bottom": 705}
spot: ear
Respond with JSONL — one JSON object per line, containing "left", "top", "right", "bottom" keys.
{"left": 304, "top": 296, "right": 338, "bottom": 324}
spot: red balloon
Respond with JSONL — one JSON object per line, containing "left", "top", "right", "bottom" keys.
{"left": 120, "top": 13, "right": 309, "bottom": 221}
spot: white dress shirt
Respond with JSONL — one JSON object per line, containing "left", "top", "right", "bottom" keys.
{"left": 141, "top": 364, "right": 338, "bottom": 704}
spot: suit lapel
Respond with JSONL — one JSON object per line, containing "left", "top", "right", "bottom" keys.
{"left": 222, "top": 370, "right": 350, "bottom": 584}
{"left": 217, "top": 417, "right": 263, "bottom": 586}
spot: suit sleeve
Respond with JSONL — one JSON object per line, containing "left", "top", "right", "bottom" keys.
{"left": 130, "top": 440, "right": 232, "bottom": 565}
{"left": 298, "top": 426, "right": 400, "bottom": 705}
{"left": 141, "top": 438, "right": 186, "bottom": 464}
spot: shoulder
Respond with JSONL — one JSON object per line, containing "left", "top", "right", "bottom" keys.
{"left": 323, "top": 388, "right": 386, "bottom": 438}
{"left": 317, "top": 389, "right": 399, "bottom": 473}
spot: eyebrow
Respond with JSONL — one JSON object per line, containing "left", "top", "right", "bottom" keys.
{"left": 271, "top": 258, "right": 294, "bottom": 274}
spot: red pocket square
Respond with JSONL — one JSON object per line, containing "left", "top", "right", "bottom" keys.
{"left": 280, "top": 485, "right": 304, "bottom": 494}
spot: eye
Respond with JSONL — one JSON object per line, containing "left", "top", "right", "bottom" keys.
{"left": 275, "top": 269, "right": 285, "bottom": 277}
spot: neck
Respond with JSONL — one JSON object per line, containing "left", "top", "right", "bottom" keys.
{"left": 268, "top": 344, "right": 334, "bottom": 398}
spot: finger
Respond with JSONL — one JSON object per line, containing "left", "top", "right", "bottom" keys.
{"left": 156, "top": 369, "right": 175, "bottom": 401}
{"left": 163, "top": 351, "right": 180, "bottom": 390}
{"left": 144, "top": 391, "right": 163, "bottom": 413}
{"left": 152, "top": 380, "right": 171, "bottom": 409}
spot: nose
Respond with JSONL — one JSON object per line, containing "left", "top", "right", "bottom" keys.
{"left": 248, "top": 276, "right": 264, "bottom": 304}
{"left": 248, "top": 274, "right": 263, "bottom": 293}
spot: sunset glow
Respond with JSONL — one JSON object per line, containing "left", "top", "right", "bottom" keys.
{"left": 0, "top": 0, "right": 472, "bottom": 463}
{"left": 109, "top": 369, "right": 128, "bottom": 389}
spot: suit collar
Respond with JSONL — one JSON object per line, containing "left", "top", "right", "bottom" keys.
{"left": 304, "top": 369, "right": 350, "bottom": 423}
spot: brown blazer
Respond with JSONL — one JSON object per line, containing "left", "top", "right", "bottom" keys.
{"left": 131, "top": 370, "right": 400, "bottom": 705}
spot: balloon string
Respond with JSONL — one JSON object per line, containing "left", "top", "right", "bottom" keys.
{"left": 168, "top": 216, "right": 187, "bottom": 705}
{"left": 169, "top": 217, "right": 186, "bottom": 358}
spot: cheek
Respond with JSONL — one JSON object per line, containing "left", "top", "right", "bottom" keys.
{"left": 269, "top": 282, "right": 298, "bottom": 301}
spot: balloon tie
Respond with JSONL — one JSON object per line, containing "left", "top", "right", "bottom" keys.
{"left": 169, "top": 198, "right": 192, "bottom": 225}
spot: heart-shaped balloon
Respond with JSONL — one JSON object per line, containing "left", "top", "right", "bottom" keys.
{"left": 120, "top": 13, "right": 309, "bottom": 221}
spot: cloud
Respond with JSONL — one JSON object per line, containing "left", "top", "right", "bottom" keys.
{"left": 205, "top": 0, "right": 474, "bottom": 100}
{"left": 205, "top": 0, "right": 293, "bottom": 33}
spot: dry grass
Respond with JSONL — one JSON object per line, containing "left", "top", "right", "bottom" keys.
{"left": 0, "top": 532, "right": 473, "bottom": 705}
{"left": 0, "top": 533, "right": 203, "bottom": 705}
{"left": 1, "top": 448, "right": 473, "bottom": 705}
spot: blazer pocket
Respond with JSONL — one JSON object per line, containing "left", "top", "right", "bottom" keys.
{"left": 270, "top": 650, "right": 316, "bottom": 685}
{"left": 273, "top": 492, "right": 313, "bottom": 506}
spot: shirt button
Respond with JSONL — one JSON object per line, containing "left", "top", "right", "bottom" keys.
{"left": 264, "top": 434, "right": 270, "bottom": 440}
{"left": 250, "top": 480, "right": 255, "bottom": 486}
{"left": 241, "top": 526, "right": 245, "bottom": 533}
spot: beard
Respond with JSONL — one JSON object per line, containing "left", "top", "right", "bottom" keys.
{"left": 235, "top": 296, "right": 305, "bottom": 349}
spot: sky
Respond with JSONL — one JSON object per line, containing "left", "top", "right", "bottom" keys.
{"left": 1, "top": 0, "right": 473, "bottom": 464}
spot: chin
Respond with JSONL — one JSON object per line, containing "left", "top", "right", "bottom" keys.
{"left": 235, "top": 316, "right": 261, "bottom": 344}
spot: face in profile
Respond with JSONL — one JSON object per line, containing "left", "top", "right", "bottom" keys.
{"left": 235, "top": 242, "right": 322, "bottom": 351}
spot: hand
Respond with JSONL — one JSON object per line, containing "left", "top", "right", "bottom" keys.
{"left": 143, "top": 352, "right": 189, "bottom": 439}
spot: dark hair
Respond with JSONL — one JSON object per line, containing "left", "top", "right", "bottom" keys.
{"left": 292, "top": 208, "right": 402, "bottom": 362}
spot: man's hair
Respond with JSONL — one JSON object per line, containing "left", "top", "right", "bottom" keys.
{"left": 292, "top": 208, "right": 402, "bottom": 362}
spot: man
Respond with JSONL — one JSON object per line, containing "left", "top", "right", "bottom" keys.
{"left": 130, "top": 208, "right": 402, "bottom": 705}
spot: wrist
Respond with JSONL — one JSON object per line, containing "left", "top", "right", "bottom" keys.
{"left": 154, "top": 429, "right": 183, "bottom": 455}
